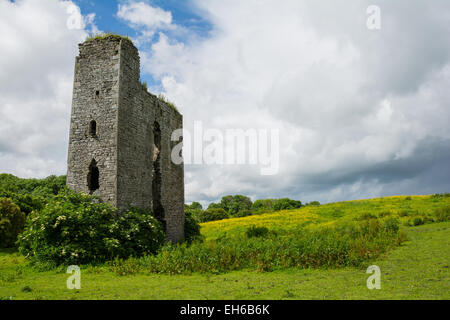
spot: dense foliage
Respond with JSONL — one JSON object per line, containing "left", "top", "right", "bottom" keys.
{"left": 184, "top": 210, "right": 202, "bottom": 243}
{"left": 188, "top": 195, "right": 306, "bottom": 223}
{"left": 196, "top": 208, "right": 229, "bottom": 223}
{"left": 0, "top": 174, "right": 68, "bottom": 247}
{"left": 272, "top": 198, "right": 302, "bottom": 211}
{"left": 112, "top": 217, "right": 406, "bottom": 275}
{"left": 219, "top": 195, "right": 253, "bottom": 216}
{"left": 0, "top": 174, "right": 66, "bottom": 197}
{"left": 0, "top": 174, "right": 66, "bottom": 215}
{"left": 18, "top": 191, "right": 164, "bottom": 265}
{"left": 252, "top": 199, "right": 276, "bottom": 213}
{"left": 0, "top": 198, "right": 26, "bottom": 248}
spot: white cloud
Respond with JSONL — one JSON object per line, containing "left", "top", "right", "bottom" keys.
{"left": 118, "top": 1, "right": 172, "bottom": 28}
{"left": 0, "top": 0, "right": 97, "bottom": 178}
{"left": 135, "top": 0, "right": 450, "bottom": 203}
{"left": 117, "top": 1, "right": 173, "bottom": 41}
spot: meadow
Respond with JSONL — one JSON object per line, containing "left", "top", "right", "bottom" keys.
{"left": 1, "top": 194, "right": 449, "bottom": 300}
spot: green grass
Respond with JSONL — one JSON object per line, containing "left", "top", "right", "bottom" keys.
{"left": 0, "top": 222, "right": 448, "bottom": 300}
{"left": 157, "top": 94, "right": 179, "bottom": 113}
{"left": 1, "top": 195, "right": 448, "bottom": 300}
{"left": 85, "top": 33, "right": 131, "bottom": 43}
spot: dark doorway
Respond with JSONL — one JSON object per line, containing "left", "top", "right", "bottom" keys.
{"left": 152, "top": 122, "right": 165, "bottom": 224}
{"left": 87, "top": 159, "right": 99, "bottom": 193}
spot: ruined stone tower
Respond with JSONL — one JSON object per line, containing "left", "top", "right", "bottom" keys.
{"left": 66, "top": 35, "right": 185, "bottom": 242}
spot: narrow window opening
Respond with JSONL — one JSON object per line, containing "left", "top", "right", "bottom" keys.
{"left": 87, "top": 159, "right": 100, "bottom": 193}
{"left": 152, "top": 121, "right": 165, "bottom": 224}
{"left": 89, "top": 120, "right": 97, "bottom": 137}
{"left": 95, "top": 90, "right": 100, "bottom": 97}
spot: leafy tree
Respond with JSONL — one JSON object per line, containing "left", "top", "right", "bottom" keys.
{"left": 0, "top": 174, "right": 66, "bottom": 199}
{"left": 188, "top": 202, "right": 203, "bottom": 211}
{"left": 220, "top": 195, "right": 252, "bottom": 216}
{"left": 207, "top": 202, "right": 222, "bottom": 210}
{"left": 198, "top": 208, "right": 229, "bottom": 223}
{"left": 252, "top": 199, "right": 276, "bottom": 212}
{"left": 273, "top": 198, "right": 302, "bottom": 211}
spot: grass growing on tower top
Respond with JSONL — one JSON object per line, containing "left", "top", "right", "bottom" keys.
{"left": 85, "top": 33, "right": 132, "bottom": 44}
{"left": 157, "top": 94, "right": 179, "bottom": 113}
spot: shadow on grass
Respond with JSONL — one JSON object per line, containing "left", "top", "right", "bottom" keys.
{"left": 0, "top": 248, "right": 19, "bottom": 256}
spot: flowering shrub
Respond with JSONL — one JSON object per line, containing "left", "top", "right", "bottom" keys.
{"left": 18, "top": 191, "right": 164, "bottom": 265}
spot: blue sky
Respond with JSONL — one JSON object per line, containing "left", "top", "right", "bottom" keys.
{"left": 74, "top": 0, "right": 211, "bottom": 37}
{"left": 73, "top": 0, "right": 212, "bottom": 87}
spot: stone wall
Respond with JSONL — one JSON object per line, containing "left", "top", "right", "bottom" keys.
{"left": 67, "top": 35, "right": 185, "bottom": 242}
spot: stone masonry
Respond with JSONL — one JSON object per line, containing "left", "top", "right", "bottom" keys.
{"left": 66, "top": 35, "right": 185, "bottom": 242}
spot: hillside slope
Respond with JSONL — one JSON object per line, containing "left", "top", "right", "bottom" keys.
{"left": 201, "top": 195, "right": 450, "bottom": 240}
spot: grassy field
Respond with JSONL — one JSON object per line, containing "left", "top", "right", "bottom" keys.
{"left": 0, "top": 195, "right": 449, "bottom": 300}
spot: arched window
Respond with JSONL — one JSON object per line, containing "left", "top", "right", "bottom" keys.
{"left": 152, "top": 121, "right": 165, "bottom": 223}
{"left": 87, "top": 159, "right": 99, "bottom": 193}
{"left": 89, "top": 120, "right": 97, "bottom": 137}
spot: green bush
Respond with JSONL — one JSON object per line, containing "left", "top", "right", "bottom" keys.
{"left": 383, "top": 218, "right": 400, "bottom": 233}
{"left": 412, "top": 217, "right": 424, "bottom": 226}
{"left": 197, "top": 208, "right": 229, "bottom": 223}
{"left": 273, "top": 198, "right": 302, "bottom": 211}
{"left": 433, "top": 206, "right": 450, "bottom": 222}
{"left": 184, "top": 210, "right": 202, "bottom": 243}
{"left": 398, "top": 210, "right": 410, "bottom": 217}
{"left": 17, "top": 191, "right": 164, "bottom": 265}
{"left": 234, "top": 210, "right": 252, "bottom": 218}
{"left": 246, "top": 226, "right": 269, "bottom": 238}
{"left": 0, "top": 198, "right": 26, "bottom": 248}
